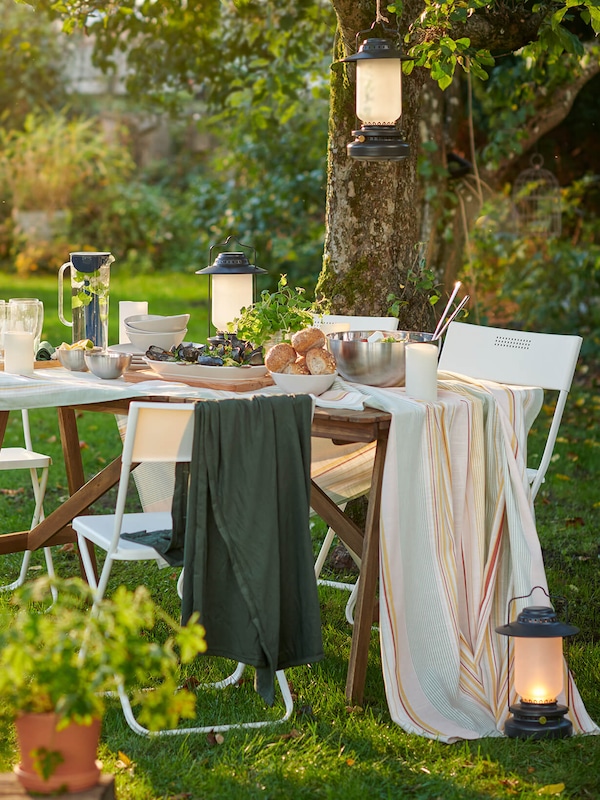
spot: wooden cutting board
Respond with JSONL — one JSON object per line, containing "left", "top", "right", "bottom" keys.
{"left": 0, "top": 360, "right": 62, "bottom": 371}
{"left": 123, "top": 368, "right": 274, "bottom": 392}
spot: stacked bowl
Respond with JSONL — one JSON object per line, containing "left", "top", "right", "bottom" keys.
{"left": 123, "top": 314, "right": 189, "bottom": 352}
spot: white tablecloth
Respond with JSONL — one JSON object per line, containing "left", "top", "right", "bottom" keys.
{"left": 1, "top": 367, "right": 597, "bottom": 741}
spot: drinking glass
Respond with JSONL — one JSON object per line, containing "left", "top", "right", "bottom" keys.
{"left": 8, "top": 298, "right": 44, "bottom": 357}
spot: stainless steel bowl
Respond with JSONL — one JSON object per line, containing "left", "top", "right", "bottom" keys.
{"left": 327, "top": 330, "right": 438, "bottom": 387}
{"left": 84, "top": 349, "right": 131, "bottom": 380}
{"left": 56, "top": 348, "right": 88, "bottom": 372}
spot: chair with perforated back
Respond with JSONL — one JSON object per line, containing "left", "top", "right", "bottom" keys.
{"left": 73, "top": 400, "right": 296, "bottom": 736}
{"left": 438, "top": 321, "right": 583, "bottom": 500}
{"left": 0, "top": 409, "right": 56, "bottom": 595}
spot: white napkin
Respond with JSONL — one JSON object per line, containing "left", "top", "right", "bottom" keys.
{"left": 313, "top": 388, "right": 365, "bottom": 410}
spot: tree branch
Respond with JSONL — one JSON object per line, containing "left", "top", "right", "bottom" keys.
{"left": 490, "top": 44, "right": 600, "bottom": 183}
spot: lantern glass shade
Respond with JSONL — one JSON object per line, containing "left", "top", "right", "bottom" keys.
{"left": 356, "top": 58, "right": 402, "bottom": 124}
{"left": 211, "top": 273, "right": 254, "bottom": 332}
{"left": 513, "top": 636, "right": 564, "bottom": 704}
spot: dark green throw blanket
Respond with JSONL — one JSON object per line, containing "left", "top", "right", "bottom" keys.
{"left": 124, "top": 394, "right": 323, "bottom": 705}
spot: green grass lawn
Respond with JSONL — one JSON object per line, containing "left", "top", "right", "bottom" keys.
{"left": 0, "top": 271, "right": 599, "bottom": 799}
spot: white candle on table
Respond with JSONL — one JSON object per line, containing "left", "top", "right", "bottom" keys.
{"left": 119, "top": 301, "right": 148, "bottom": 344}
{"left": 405, "top": 343, "right": 438, "bottom": 402}
{"left": 4, "top": 331, "right": 34, "bottom": 375}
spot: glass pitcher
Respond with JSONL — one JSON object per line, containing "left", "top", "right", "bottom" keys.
{"left": 58, "top": 252, "right": 114, "bottom": 349}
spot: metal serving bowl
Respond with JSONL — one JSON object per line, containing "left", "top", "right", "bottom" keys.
{"left": 84, "top": 349, "right": 132, "bottom": 380}
{"left": 327, "top": 330, "right": 438, "bottom": 387}
{"left": 56, "top": 348, "right": 88, "bottom": 372}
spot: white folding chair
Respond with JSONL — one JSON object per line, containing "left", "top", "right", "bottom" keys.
{"left": 0, "top": 409, "right": 56, "bottom": 596}
{"left": 73, "top": 401, "right": 293, "bottom": 736}
{"left": 438, "top": 321, "right": 583, "bottom": 500}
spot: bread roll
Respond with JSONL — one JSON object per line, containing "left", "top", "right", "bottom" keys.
{"left": 291, "top": 327, "right": 326, "bottom": 355}
{"left": 284, "top": 358, "right": 311, "bottom": 375}
{"left": 305, "top": 347, "right": 336, "bottom": 375}
{"left": 265, "top": 342, "right": 296, "bottom": 373}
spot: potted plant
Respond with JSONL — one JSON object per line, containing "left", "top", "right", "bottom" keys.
{"left": 228, "top": 274, "right": 327, "bottom": 348}
{"left": 0, "top": 576, "right": 206, "bottom": 794}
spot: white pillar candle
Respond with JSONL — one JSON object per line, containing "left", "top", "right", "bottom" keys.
{"left": 4, "top": 331, "right": 34, "bottom": 375}
{"left": 405, "top": 342, "right": 438, "bottom": 402}
{"left": 119, "top": 301, "right": 148, "bottom": 344}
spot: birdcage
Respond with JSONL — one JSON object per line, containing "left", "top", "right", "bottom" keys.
{"left": 512, "top": 154, "right": 562, "bottom": 239}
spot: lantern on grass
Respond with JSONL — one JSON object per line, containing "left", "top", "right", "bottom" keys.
{"left": 496, "top": 586, "right": 579, "bottom": 740}
{"left": 337, "top": 21, "right": 411, "bottom": 162}
{"left": 196, "top": 236, "right": 266, "bottom": 336}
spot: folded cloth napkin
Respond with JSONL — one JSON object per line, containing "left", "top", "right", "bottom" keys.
{"left": 314, "top": 387, "right": 365, "bottom": 410}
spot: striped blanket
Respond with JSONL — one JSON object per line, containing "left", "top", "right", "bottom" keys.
{"left": 351, "top": 374, "right": 598, "bottom": 741}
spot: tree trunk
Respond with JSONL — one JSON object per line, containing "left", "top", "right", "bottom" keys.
{"left": 317, "top": 1, "right": 436, "bottom": 333}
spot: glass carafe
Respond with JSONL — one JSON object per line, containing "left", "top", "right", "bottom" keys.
{"left": 58, "top": 252, "right": 114, "bottom": 349}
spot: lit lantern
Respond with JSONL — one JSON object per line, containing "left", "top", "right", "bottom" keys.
{"left": 496, "top": 587, "right": 579, "bottom": 739}
{"left": 338, "top": 23, "right": 411, "bottom": 162}
{"left": 196, "top": 236, "right": 266, "bottom": 335}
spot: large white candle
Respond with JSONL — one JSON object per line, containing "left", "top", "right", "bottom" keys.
{"left": 119, "top": 301, "right": 148, "bottom": 344}
{"left": 4, "top": 331, "right": 34, "bottom": 375}
{"left": 405, "top": 342, "right": 438, "bottom": 402}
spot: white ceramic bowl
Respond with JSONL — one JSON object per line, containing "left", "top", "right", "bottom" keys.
{"left": 124, "top": 314, "right": 190, "bottom": 333}
{"left": 126, "top": 328, "right": 187, "bottom": 352}
{"left": 269, "top": 371, "right": 336, "bottom": 396}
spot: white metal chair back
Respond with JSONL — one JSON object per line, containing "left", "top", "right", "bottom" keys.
{"left": 438, "top": 322, "right": 582, "bottom": 499}
{"left": 0, "top": 409, "right": 55, "bottom": 595}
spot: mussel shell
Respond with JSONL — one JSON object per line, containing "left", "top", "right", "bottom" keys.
{"left": 243, "top": 347, "right": 264, "bottom": 365}
{"left": 145, "top": 345, "right": 178, "bottom": 362}
{"left": 197, "top": 355, "right": 224, "bottom": 366}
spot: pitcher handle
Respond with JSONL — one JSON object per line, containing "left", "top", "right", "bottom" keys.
{"left": 58, "top": 262, "right": 73, "bottom": 327}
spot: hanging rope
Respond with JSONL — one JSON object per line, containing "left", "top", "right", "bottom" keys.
{"left": 375, "top": 0, "right": 389, "bottom": 24}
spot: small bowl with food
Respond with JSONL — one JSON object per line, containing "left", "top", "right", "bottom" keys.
{"left": 266, "top": 327, "right": 337, "bottom": 395}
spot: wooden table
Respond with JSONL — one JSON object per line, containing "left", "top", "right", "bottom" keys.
{"left": 0, "top": 397, "right": 391, "bottom": 706}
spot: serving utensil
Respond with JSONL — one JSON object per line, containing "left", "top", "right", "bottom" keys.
{"left": 432, "top": 281, "right": 461, "bottom": 340}
{"left": 432, "top": 295, "right": 469, "bottom": 341}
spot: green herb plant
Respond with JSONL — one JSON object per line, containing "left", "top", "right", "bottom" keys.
{"left": 0, "top": 577, "right": 206, "bottom": 733}
{"left": 229, "top": 274, "right": 325, "bottom": 348}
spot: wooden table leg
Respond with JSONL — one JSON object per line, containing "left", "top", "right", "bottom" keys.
{"left": 57, "top": 406, "right": 98, "bottom": 580}
{"left": 0, "top": 411, "right": 9, "bottom": 447}
{"left": 344, "top": 431, "right": 389, "bottom": 706}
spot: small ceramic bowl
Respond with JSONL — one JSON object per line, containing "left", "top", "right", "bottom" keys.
{"left": 269, "top": 371, "right": 337, "bottom": 396}
{"left": 125, "top": 328, "right": 187, "bottom": 352}
{"left": 84, "top": 349, "right": 132, "bottom": 379}
{"left": 56, "top": 348, "right": 89, "bottom": 372}
{"left": 124, "top": 314, "right": 190, "bottom": 333}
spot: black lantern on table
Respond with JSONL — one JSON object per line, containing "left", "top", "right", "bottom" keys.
{"left": 336, "top": 19, "right": 411, "bottom": 162}
{"left": 196, "top": 236, "right": 266, "bottom": 336}
{"left": 496, "top": 586, "right": 579, "bottom": 740}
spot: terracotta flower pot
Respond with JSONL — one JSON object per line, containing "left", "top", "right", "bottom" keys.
{"left": 14, "top": 713, "right": 102, "bottom": 794}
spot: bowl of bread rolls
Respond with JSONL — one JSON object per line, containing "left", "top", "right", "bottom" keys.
{"left": 265, "top": 327, "right": 337, "bottom": 395}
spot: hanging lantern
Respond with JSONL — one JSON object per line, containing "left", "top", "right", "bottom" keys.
{"left": 512, "top": 154, "right": 562, "bottom": 239}
{"left": 336, "top": 22, "right": 411, "bottom": 162}
{"left": 196, "top": 236, "right": 266, "bottom": 335}
{"left": 496, "top": 586, "right": 579, "bottom": 739}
